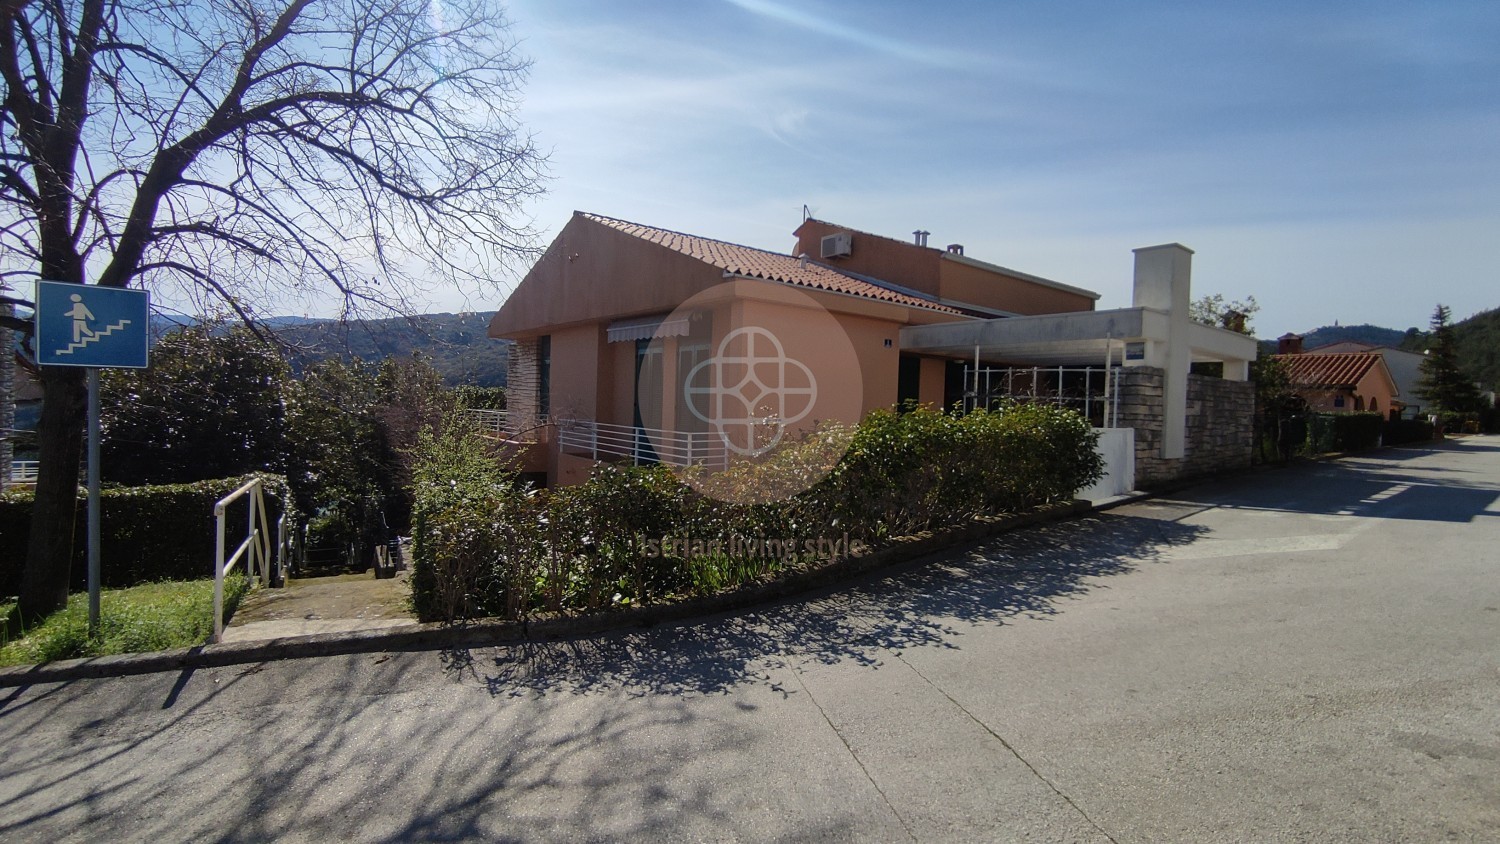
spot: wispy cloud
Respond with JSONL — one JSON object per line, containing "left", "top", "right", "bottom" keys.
{"left": 723, "top": 0, "right": 982, "bottom": 69}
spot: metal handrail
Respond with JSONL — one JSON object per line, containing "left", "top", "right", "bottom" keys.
{"left": 556, "top": 418, "right": 731, "bottom": 469}
{"left": 211, "top": 477, "right": 273, "bottom": 643}
{"left": 464, "top": 407, "right": 507, "bottom": 434}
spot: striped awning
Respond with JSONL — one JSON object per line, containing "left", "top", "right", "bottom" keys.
{"left": 606, "top": 314, "right": 690, "bottom": 343}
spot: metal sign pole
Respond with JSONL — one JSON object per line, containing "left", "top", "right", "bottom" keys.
{"left": 87, "top": 367, "right": 101, "bottom": 637}
{"left": 32, "top": 280, "right": 150, "bottom": 639}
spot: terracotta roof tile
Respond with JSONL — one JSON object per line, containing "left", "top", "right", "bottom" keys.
{"left": 580, "top": 212, "right": 960, "bottom": 314}
{"left": 1274, "top": 352, "right": 1382, "bottom": 388}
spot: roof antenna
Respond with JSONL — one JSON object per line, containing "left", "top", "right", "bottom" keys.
{"left": 802, "top": 204, "right": 811, "bottom": 222}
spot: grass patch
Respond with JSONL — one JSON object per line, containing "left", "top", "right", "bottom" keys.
{"left": 0, "top": 574, "right": 248, "bottom": 667}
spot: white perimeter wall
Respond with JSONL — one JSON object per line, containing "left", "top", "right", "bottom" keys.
{"left": 1079, "top": 427, "right": 1136, "bottom": 503}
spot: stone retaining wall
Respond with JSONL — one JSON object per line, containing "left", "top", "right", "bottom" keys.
{"left": 1115, "top": 366, "right": 1254, "bottom": 487}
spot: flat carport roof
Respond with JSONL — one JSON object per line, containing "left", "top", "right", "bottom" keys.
{"left": 900, "top": 307, "right": 1258, "bottom": 368}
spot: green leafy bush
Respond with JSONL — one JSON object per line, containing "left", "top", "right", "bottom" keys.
{"left": 1435, "top": 409, "right": 1500, "bottom": 435}
{"left": 409, "top": 403, "right": 1104, "bottom": 623}
{"left": 409, "top": 426, "right": 541, "bottom": 622}
{"left": 0, "top": 474, "right": 290, "bottom": 598}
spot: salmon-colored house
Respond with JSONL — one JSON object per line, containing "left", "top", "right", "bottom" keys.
{"left": 489, "top": 212, "right": 1259, "bottom": 490}
{"left": 1274, "top": 350, "right": 1400, "bottom": 416}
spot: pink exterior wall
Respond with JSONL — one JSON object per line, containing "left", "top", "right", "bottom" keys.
{"left": 793, "top": 218, "right": 1095, "bottom": 316}
{"left": 918, "top": 357, "right": 947, "bottom": 409}
{"left": 492, "top": 215, "right": 1050, "bottom": 486}
{"left": 1297, "top": 367, "right": 1398, "bottom": 414}
{"left": 794, "top": 218, "right": 942, "bottom": 298}
{"left": 546, "top": 323, "right": 606, "bottom": 422}
{"left": 937, "top": 259, "right": 1095, "bottom": 315}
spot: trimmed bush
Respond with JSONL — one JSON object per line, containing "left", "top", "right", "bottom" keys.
{"left": 1306, "top": 412, "right": 1384, "bottom": 453}
{"left": 1384, "top": 417, "right": 1435, "bottom": 445}
{"left": 0, "top": 474, "right": 290, "bottom": 599}
{"left": 453, "top": 385, "right": 507, "bottom": 411}
{"left": 409, "top": 403, "right": 1103, "bottom": 623}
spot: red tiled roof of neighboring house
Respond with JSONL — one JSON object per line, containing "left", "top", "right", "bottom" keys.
{"left": 580, "top": 212, "right": 961, "bottom": 314}
{"left": 1274, "top": 352, "right": 1382, "bottom": 388}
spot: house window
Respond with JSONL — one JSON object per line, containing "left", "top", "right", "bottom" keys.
{"left": 1333, "top": 396, "right": 1345, "bottom": 409}
{"left": 538, "top": 335, "right": 551, "bottom": 418}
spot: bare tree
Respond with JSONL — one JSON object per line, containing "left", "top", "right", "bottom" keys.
{"left": 1, "top": 0, "right": 544, "bottom": 627}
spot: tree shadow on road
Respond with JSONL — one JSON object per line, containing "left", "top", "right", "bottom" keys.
{"left": 473, "top": 512, "right": 1206, "bottom": 698}
{"left": 0, "top": 512, "right": 1201, "bottom": 843}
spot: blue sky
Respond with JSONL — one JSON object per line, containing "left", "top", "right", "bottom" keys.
{"left": 461, "top": 0, "right": 1499, "bottom": 337}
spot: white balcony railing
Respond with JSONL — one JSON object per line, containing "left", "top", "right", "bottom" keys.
{"left": 464, "top": 408, "right": 507, "bottom": 435}
{"left": 8, "top": 460, "right": 38, "bottom": 483}
{"left": 556, "top": 419, "right": 731, "bottom": 470}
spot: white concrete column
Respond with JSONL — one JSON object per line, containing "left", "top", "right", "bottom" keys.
{"left": 1132, "top": 244, "right": 1194, "bottom": 459}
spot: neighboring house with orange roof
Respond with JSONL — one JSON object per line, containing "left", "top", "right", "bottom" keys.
{"left": 489, "top": 211, "right": 1259, "bottom": 489}
{"left": 1303, "top": 339, "right": 1426, "bottom": 417}
{"left": 1274, "top": 351, "right": 1400, "bottom": 416}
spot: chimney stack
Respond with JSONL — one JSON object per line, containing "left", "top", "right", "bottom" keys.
{"left": 913, "top": 230, "right": 929, "bottom": 247}
{"left": 946, "top": 244, "right": 964, "bottom": 256}
{"left": 1277, "top": 333, "right": 1304, "bottom": 355}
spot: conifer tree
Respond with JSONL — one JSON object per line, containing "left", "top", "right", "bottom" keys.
{"left": 1416, "top": 305, "right": 1484, "bottom": 414}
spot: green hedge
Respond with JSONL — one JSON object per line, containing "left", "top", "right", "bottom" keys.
{"left": 410, "top": 403, "right": 1103, "bottom": 622}
{"left": 452, "top": 385, "right": 506, "bottom": 411}
{"left": 1383, "top": 417, "right": 1435, "bottom": 445}
{"left": 0, "top": 474, "right": 290, "bottom": 599}
{"left": 1306, "top": 412, "right": 1384, "bottom": 453}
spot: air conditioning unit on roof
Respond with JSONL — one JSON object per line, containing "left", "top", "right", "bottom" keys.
{"left": 820, "top": 232, "right": 852, "bottom": 259}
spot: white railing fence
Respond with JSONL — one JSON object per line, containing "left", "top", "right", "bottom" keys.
{"left": 9, "top": 460, "right": 38, "bottom": 483}
{"left": 556, "top": 419, "right": 732, "bottom": 469}
{"left": 212, "top": 477, "right": 274, "bottom": 643}
{"left": 465, "top": 408, "right": 507, "bottom": 435}
{"left": 962, "top": 365, "right": 1122, "bottom": 428}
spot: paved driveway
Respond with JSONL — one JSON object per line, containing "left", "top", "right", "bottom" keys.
{"left": 3, "top": 438, "right": 1498, "bottom": 842}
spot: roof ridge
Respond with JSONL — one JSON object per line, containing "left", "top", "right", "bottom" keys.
{"left": 577, "top": 211, "right": 961, "bottom": 315}
{"left": 578, "top": 211, "right": 795, "bottom": 260}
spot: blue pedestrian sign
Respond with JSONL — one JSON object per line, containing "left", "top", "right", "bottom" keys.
{"left": 34, "top": 280, "right": 150, "bottom": 368}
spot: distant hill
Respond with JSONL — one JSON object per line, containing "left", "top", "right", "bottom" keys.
{"left": 144, "top": 310, "right": 509, "bottom": 386}
{"left": 1451, "top": 308, "right": 1500, "bottom": 391}
{"left": 1278, "top": 311, "right": 1499, "bottom": 391}
{"left": 276, "top": 312, "right": 509, "bottom": 387}
{"left": 1296, "top": 324, "right": 1410, "bottom": 351}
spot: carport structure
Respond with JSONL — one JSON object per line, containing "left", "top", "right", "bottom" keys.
{"left": 900, "top": 244, "right": 1259, "bottom": 473}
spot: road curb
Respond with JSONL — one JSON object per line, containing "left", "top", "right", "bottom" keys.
{"left": 0, "top": 500, "right": 1095, "bottom": 687}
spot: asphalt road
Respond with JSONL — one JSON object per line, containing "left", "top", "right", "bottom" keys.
{"left": 3, "top": 438, "right": 1498, "bottom": 842}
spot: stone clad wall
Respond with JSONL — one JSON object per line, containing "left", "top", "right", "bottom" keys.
{"left": 1114, "top": 366, "right": 1253, "bottom": 487}
{"left": 505, "top": 338, "right": 541, "bottom": 433}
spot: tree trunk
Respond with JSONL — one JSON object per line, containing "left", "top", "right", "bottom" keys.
{"left": 15, "top": 366, "right": 86, "bottom": 629}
